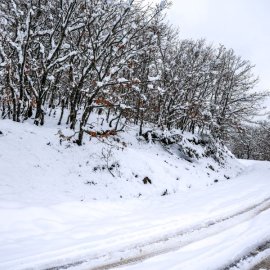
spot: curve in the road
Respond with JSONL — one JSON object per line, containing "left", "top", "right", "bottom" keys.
{"left": 43, "top": 197, "right": 270, "bottom": 270}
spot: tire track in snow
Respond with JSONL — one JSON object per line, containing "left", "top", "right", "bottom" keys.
{"left": 222, "top": 242, "right": 270, "bottom": 270}
{"left": 43, "top": 197, "right": 270, "bottom": 270}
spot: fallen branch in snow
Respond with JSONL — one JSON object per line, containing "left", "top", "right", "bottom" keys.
{"left": 85, "top": 129, "right": 118, "bottom": 138}
{"left": 56, "top": 130, "right": 78, "bottom": 144}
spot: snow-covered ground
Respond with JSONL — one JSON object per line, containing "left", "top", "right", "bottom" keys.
{"left": 0, "top": 118, "right": 241, "bottom": 203}
{"left": 0, "top": 120, "right": 270, "bottom": 270}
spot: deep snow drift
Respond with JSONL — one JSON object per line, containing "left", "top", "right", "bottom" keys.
{"left": 1, "top": 119, "right": 269, "bottom": 270}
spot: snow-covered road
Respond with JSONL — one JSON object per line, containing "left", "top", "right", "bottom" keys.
{"left": 112, "top": 201, "right": 270, "bottom": 270}
{"left": 0, "top": 160, "right": 270, "bottom": 270}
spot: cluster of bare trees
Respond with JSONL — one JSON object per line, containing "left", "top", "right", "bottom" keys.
{"left": 0, "top": 0, "right": 267, "bottom": 145}
{"left": 229, "top": 120, "right": 270, "bottom": 161}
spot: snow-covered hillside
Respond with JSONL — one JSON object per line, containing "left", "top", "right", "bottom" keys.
{"left": 0, "top": 118, "right": 241, "bottom": 204}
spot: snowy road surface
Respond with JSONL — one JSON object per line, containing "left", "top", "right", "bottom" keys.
{"left": 0, "top": 160, "right": 270, "bottom": 270}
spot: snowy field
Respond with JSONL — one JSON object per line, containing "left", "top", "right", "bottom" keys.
{"left": 0, "top": 120, "right": 270, "bottom": 270}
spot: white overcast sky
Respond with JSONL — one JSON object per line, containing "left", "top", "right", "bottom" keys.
{"left": 152, "top": 0, "right": 270, "bottom": 97}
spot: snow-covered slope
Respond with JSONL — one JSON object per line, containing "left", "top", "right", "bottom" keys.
{"left": 1, "top": 118, "right": 262, "bottom": 270}
{"left": 0, "top": 118, "right": 242, "bottom": 204}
